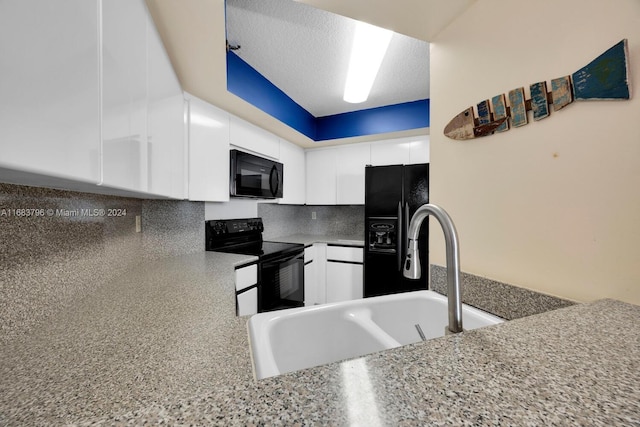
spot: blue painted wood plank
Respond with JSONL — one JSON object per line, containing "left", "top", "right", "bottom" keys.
{"left": 551, "top": 76, "right": 573, "bottom": 111}
{"left": 476, "top": 99, "right": 491, "bottom": 125}
{"left": 572, "top": 39, "right": 630, "bottom": 100}
{"left": 490, "top": 94, "right": 509, "bottom": 133}
{"left": 508, "top": 87, "right": 528, "bottom": 128}
{"left": 530, "top": 81, "right": 550, "bottom": 121}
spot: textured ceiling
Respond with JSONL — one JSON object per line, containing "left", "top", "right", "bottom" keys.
{"left": 225, "top": 0, "right": 430, "bottom": 117}
{"left": 145, "top": 0, "right": 476, "bottom": 148}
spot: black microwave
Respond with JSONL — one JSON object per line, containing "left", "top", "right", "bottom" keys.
{"left": 230, "top": 150, "right": 283, "bottom": 199}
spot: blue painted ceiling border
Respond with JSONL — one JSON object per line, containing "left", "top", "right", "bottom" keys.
{"left": 226, "top": 51, "right": 429, "bottom": 141}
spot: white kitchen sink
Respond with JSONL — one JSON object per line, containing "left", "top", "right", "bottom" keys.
{"left": 248, "top": 290, "right": 504, "bottom": 379}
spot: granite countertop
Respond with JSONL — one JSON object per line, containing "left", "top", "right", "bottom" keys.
{"left": 266, "top": 233, "right": 365, "bottom": 247}
{"left": 1, "top": 252, "right": 639, "bottom": 425}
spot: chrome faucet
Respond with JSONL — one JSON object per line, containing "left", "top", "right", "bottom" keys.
{"left": 403, "top": 204, "right": 463, "bottom": 333}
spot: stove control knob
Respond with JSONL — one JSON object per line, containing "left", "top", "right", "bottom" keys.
{"left": 212, "top": 222, "right": 226, "bottom": 234}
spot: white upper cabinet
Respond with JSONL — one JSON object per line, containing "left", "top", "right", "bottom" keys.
{"left": 0, "top": 0, "right": 184, "bottom": 198}
{"left": 306, "top": 148, "right": 337, "bottom": 205}
{"left": 102, "top": 0, "right": 185, "bottom": 197}
{"left": 409, "top": 135, "right": 430, "bottom": 164}
{"left": 370, "top": 135, "right": 430, "bottom": 166}
{"left": 147, "top": 10, "right": 185, "bottom": 199}
{"left": 229, "top": 115, "right": 280, "bottom": 160}
{"left": 0, "top": 0, "right": 101, "bottom": 183}
{"left": 186, "top": 93, "right": 230, "bottom": 202}
{"left": 306, "top": 143, "right": 370, "bottom": 205}
{"left": 101, "top": 0, "right": 148, "bottom": 192}
{"left": 336, "top": 144, "right": 370, "bottom": 205}
{"left": 305, "top": 135, "right": 429, "bottom": 206}
{"left": 278, "top": 139, "right": 305, "bottom": 205}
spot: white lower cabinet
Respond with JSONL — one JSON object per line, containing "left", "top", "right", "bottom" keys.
{"left": 326, "top": 262, "right": 363, "bottom": 302}
{"left": 305, "top": 243, "right": 327, "bottom": 305}
{"left": 304, "top": 243, "right": 363, "bottom": 305}
{"left": 325, "top": 245, "right": 363, "bottom": 303}
{"left": 236, "top": 288, "right": 258, "bottom": 317}
{"left": 304, "top": 245, "right": 319, "bottom": 306}
{"left": 235, "top": 263, "right": 258, "bottom": 316}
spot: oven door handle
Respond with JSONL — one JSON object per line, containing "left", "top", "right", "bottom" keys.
{"left": 262, "top": 251, "right": 304, "bottom": 266}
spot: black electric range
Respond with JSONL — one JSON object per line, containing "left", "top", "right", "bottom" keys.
{"left": 205, "top": 218, "right": 305, "bottom": 313}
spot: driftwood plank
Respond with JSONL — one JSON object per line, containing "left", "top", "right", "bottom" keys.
{"left": 508, "top": 87, "right": 528, "bottom": 128}
{"left": 530, "top": 81, "right": 550, "bottom": 121}
{"left": 490, "top": 94, "right": 510, "bottom": 133}
{"left": 551, "top": 76, "right": 573, "bottom": 111}
{"left": 476, "top": 99, "right": 491, "bottom": 125}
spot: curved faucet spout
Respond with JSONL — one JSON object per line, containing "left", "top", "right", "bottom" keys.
{"left": 403, "top": 204, "right": 462, "bottom": 333}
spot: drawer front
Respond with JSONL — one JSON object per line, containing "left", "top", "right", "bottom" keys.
{"left": 235, "top": 263, "right": 258, "bottom": 292}
{"left": 326, "top": 245, "right": 363, "bottom": 263}
{"left": 304, "top": 245, "right": 314, "bottom": 262}
{"left": 236, "top": 287, "right": 257, "bottom": 316}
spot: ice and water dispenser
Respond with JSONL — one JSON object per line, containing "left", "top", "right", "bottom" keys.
{"left": 368, "top": 218, "right": 397, "bottom": 253}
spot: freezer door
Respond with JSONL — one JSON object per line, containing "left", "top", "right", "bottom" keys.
{"left": 403, "top": 163, "right": 429, "bottom": 216}
{"left": 364, "top": 165, "right": 403, "bottom": 217}
{"left": 402, "top": 163, "right": 429, "bottom": 292}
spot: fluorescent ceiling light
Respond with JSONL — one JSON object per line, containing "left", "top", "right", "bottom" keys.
{"left": 343, "top": 21, "right": 393, "bottom": 104}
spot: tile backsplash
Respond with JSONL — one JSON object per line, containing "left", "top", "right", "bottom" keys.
{"left": 0, "top": 183, "right": 203, "bottom": 343}
{"left": 258, "top": 203, "right": 364, "bottom": 239}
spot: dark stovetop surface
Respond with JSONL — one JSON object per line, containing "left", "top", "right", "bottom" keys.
{"left": 211, "top": 240, "right": 303, "bottom": 261}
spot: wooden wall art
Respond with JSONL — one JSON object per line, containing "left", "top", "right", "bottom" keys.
{"left": 444, "top": 39, "right": 632, "bottom": 140}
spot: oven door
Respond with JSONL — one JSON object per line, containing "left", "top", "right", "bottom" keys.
{"left": 259, "top": 251, "right": 304, "bottom": 312}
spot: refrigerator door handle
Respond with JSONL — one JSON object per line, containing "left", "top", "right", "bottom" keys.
{"left": 397, "top": 201, "right": 403, "bottom": 272}
{"left": 404, "top": 202, "right": 410, "bottom": 269}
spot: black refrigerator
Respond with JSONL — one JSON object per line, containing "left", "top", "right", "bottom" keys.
{"left": 364, "top": 164, "right": 429, "bottom": 297}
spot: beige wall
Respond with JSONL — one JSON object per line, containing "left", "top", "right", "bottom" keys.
{"left": 430, "top": 0, "right": 640, "bottom": 304}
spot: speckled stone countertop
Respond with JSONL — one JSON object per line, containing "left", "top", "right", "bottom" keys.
{"left": 267, "top": 233, "right": 364, "bottom": 247}
{"left": 2, "top": 252, "right": 639, "bottom": 425}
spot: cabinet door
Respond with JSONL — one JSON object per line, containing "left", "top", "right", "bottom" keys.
{"left": 147, "top": 9, "right": 185, "bottom": 199}
{"left": 326, "top": 262, "right": 363, "bottom": 303}
{"left": 336, "top": 144, "right": 370, "bottom": 205}
{"left": 278, "top": 139, "right": 306, "bottom": 205}
{"left": 235, "top": 264, "right": 258, "bottom": 291}
{"left": 409, "top": 135, "right": 430, "bottom": 164}
{"left": 186, "top": 93, "right": 230, "bottom": 201}
{"left": 101, "top": 0, "right": 148, "bottom": 191}
{"left": 0, "top": 0, "right": 100, "bottom": 182}
{"left": 370, "top": 136, "right": 430, "bottom": 166}
{"left": 370, "top": 139, "right": 411, "bottom": 166}
{"left": 237, "top": 288, "right": 258, "bottom": 316}
{"left": 229, "top": 115, "right": 279, "bottom": 159}
{"left": 304, "top": 261, "right": 316, "bottom": 306}
{"left": 314, "top": 243, "right": 327, "bottom": 304}
{"left": 305, "top": 149, "right": 336, "bottom": 205}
